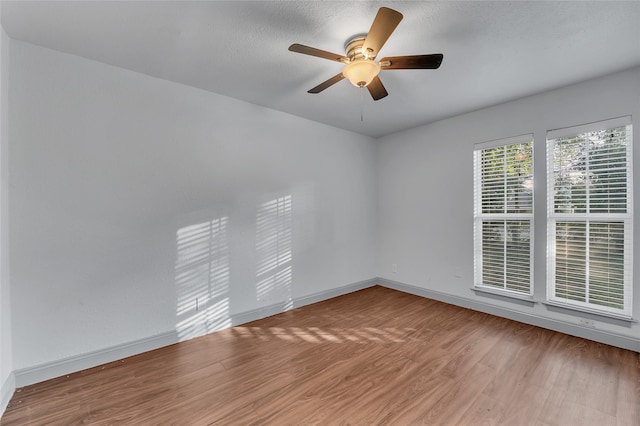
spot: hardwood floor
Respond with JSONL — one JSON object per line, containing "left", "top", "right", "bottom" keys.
{"left": 2, "top": 286, "right": 639, "bottom": 425}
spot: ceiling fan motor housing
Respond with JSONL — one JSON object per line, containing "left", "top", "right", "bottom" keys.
{"left": 344, "top": 34, "right": 370, "bottom": 60}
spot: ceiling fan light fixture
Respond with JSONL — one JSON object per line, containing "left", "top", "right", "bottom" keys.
{"left": 342, "top": 59, "right": 380, "bottom": 87}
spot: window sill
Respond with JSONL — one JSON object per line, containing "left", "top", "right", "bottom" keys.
{"left": 471, "top": 287, "right": 536, "bottom": 304}
{"left": 543, "top": 301, "right": 636, "bottom": 323}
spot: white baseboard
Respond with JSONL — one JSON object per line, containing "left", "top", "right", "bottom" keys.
{"left": 1, "top": 372, "right": 15, "bottom": 417}
{"left": 14, "top": 330, "right": 179, "bottom": 388}
{"left": 14, "top": 275, "right": 635, "bottom": 393}
{"left": 232, "top": 278, "right": 377, "bottom": 325}
{"left": 14, "top": 278, "right": 378, "bottom": 388}
{"left": 377, "top": 278, "right": 640, "bottom": 353}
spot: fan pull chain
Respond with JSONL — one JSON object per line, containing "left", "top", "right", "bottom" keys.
{"left": 360, "top": 85, "right": 364, "bottom": 122}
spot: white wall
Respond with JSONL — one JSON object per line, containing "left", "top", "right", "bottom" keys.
{"left": 0, "top": 23, "right": 15, "bottom": 413}
{"left": 8, "top": 40, "right": 377, "bottom": 372}
{"left": 377, "top": 66, "right": 640, "bottom": 348}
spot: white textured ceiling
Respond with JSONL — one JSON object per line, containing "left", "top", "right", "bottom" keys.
{"left": 2, "top": 1, "right": 640, "bottom": 138}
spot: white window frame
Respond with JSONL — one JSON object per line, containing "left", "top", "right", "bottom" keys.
{"left": 474, "top": 134, "right": 534, "bottom": 297}
{"left": 546, "top": 116, "right": 633, "bottom": 318}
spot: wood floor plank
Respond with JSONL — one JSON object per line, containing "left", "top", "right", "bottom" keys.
{"left": 497, "top": 383, "right": 550, "bottom": 426}
{"left": 345, "top": 370, "right": 457, "bottom": 425}
{"left": 456, "top": 392, "right": 506, "bottom": 426}
{"left": 615, "top": 348, "right": 640, "bottom": 426}
{"left": 402, "top": 362, "right": 495, "bottom": 424}
{"left": 481, "top": 329, "right": 551, "bottom": 405}
{"left": 2, "top": 286, "right": 638, "bottom": 425}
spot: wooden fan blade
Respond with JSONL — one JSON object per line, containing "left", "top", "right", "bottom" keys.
{"left": 308, "top": 73, "right": 345, "bottom": 94}
{"left": 367, "top": 76, "right": 388, "bottom": 101}
{"left": 361, "top": 7, "right": 403, "bottom": 59}
{"left": 379, "top": 54, "right": 444, "bottom": 70}
{"left": 289, "top": 43, "right": 349, "bottom": 63}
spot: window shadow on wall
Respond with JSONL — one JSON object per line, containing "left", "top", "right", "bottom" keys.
{"left": 255, "top": 195, "right": 293, "bottom": 309}
{"left": 175, "top": 216, "right": 230, "bottom": 340}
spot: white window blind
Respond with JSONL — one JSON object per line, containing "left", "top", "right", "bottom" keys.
{"left": 474, "top": 135, "right": 533, "bottom": 295}
{"left": 547, "top": 117, "right": 633, "bottom": 318}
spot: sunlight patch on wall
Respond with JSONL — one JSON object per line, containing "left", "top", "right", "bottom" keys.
{"left": 256, "top": 195, "right": 293, "bottom": 308}
{"left": 175, "top": 217, "right": 230, "bottom": 340}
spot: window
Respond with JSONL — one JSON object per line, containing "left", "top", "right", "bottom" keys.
{"left": 474, "top": 135, "right": 534, "bottom": 296}
{"left": 547, "top": 117, "right": 633, "bottom": 318}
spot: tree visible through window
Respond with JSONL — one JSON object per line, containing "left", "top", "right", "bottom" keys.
{"left": 547, "top": 117, "right": 632, "bottom": 317}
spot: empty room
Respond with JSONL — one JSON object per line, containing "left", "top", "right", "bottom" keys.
{"left": 0, "top": 1, "right": 639, "bottom": 424}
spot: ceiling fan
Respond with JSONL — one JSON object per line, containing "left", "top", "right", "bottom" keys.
{"left": 288, "top": 7, "right": 443, "bottom": 101}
